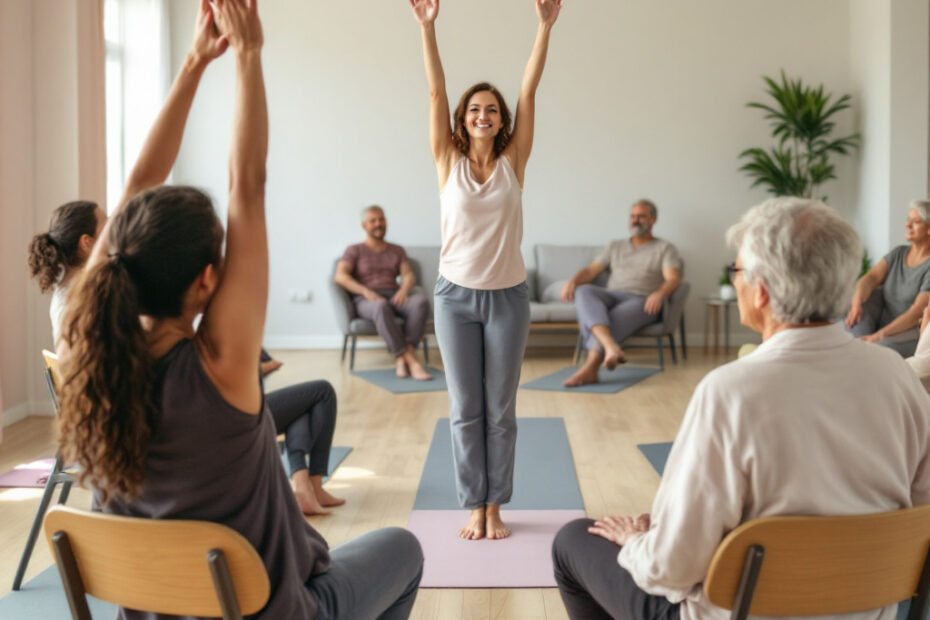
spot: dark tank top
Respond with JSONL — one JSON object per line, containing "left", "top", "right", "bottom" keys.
{"left": 98, "top": 339, "right": 330, "bottom": 619}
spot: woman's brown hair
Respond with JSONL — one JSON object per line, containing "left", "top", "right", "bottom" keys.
{"left": 27, "top": 201, "right": 99, "bottom": 293}
{"left": 452, "top": 82, "right": 513, "bottom": 159}
{"left": 58, "top": 186, "right": 224, "bottom": 505}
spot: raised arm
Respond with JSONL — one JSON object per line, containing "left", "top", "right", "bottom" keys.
{"left": 505, "top": 0, "right": 562, "bottom": 184}
{"left": 196, "top": 0, "right": 268, "bottom": 413}
{"left": 410, "top": 0, "right": 456, "bottom": 180}
{"left": 88, "top": 0, "right": 228, "bottom": 269}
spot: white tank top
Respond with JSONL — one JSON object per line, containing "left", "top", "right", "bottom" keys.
{"left": 438, "top": 155, "right": 526, "bottom": 290}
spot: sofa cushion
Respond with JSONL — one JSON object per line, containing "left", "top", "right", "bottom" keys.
{"left": 529, "top": 302, "right": 550, "bottom": 323}
{"left": 545, "top": 303, "right": 579, "bottom": 322}
{"left": 534, "top": 244, "right": 610, "bottom": 295}
{"left": 541, "top": 280, "right": 567, "bottom": 303}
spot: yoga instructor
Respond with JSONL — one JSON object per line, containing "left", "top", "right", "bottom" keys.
{"left": 409, "top": 0, "right": 562, "bottom": 540}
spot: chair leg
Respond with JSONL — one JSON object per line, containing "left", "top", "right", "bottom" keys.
{"left": 668, "top": 334, "right": 678, "bottom": 364}
{"left": 349, "top": 335, "right": 357, "bottom": 370}
{"left": 50, "top": 532, "right": 92, "bottom": 620}
{"left": 680, "top": 315, "right": 688, "bottom": 360}
{"left": 341, "top": 335, "right": 348, "bottom": 362}
{"left": 907, "top": 543, "right": 930, "bottom": 620}
{"left": 422, "top": 338, "right": 429, "bottom": 364}
{"left": 58, "top": 477, "right": 73, "bottom": 505}
{"left": 656, "top": 337, "right": 665, "bottom": 369}
{"left": 13, "top": 455, "right": 65, "bottom": 590}
{"left": 731, "top": 545, "right": 765, "bottom": 620}
{"left": 573, "top": 333, "right": 583, "bottom": 365}
{"left": 208, "top": 549, "right": 244, "bottom": 620}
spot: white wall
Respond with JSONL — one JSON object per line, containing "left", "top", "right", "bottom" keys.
{"left": 168, "top": 0, "right": 862, "bottom": 347}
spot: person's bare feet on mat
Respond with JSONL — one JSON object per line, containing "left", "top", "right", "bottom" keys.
{"left": 602, "top": 344, "right": 627, "bottom": 370}
{"left": 312, "top": 476, "right": 346, "bottom": 508}
{"left": 564, "top": 350, "right": 603, "bottom": 387}
{"left": 395, "top": 358, "right": 409, "bottom": 378}
{"left": 486, "top": 504, "right": 511, "bottom": 539}
{"left": 292, "top": 471, "right": 330, "bottom": 515}
{"left": 459, "top": 506, "right": 486, "bottom": 540}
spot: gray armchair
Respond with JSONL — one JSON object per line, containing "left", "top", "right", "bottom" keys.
{"left": 329, "top": 246, "right": 440, "bottom": 369}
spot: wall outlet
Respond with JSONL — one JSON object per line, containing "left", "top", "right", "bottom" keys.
{"left": 288, "top": 289, "right": 313, "bottom": 303}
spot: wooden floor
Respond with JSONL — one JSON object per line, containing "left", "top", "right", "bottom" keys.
{"left": 0, "top": 345, "right": 733, "bottom": 619}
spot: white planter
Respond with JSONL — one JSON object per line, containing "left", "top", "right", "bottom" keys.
{"left": 718, "top": 284, "right": 736, "bottom": 300}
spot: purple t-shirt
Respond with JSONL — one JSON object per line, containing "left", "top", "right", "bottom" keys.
{"left": 341, "top": 243, "right": 408, "bottom": 291}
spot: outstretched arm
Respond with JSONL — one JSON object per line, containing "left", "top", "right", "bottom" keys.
{"left": 506, "top": 0, "right": 562, "bottom": 184}
{"left": 88, "top": 0, "right": 228, "bottom": 268}
{"left": 411, "top": 0, "right": 456, "bottom": 181}
{"left": 196, "top": 0, "right": 268, "bottom": 414}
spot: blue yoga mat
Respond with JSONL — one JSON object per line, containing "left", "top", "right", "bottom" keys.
{"left": 521, "top": 365, "right": 660, "bottom": 393}
{"left": 637, "top": 442, "right": 673, "bottom": 476}
{"left": 0, "top": 564, "right": 117, "bottom": 618}
{"left": 280, "top": 445, "right": 352, "bottom": 482}
{"left": 413, "top": 417, "right": 584, "bottom": 510}
{"left": 352, "top": 367, "right": 447, "bottom": 393}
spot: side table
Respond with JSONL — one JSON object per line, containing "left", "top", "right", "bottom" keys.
{"left": 704, "top": 296, "right": 737, "bottom": 353}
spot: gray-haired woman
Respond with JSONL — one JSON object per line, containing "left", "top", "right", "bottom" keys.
{"left": 552, "top": 198, "right": 930, "bottom": 620}
{"left": 845, "top": 199, "right": 930, "bottom": 356}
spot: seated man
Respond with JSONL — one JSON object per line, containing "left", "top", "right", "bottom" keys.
{"left": 552, "top": 198, "right": 930, "bottom": 620}
{"left": 334, "top": 205, "right": 431, "bottom": 380}
{"left": 561, "top": 199, "right": 681, "bottom": 386}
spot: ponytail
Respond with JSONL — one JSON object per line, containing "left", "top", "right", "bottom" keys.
{"left": 58, "top": 257, "right": 155, "bottom": 505}
{"left": 27, "top": 233, "right": 65, "bottom": 293}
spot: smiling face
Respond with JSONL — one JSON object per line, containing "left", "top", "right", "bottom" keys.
{"left": 362, "top": 207, "right": 387, "bottom": 241}
{"left": 464, "top": 90, "right": 503, "bottom": 141}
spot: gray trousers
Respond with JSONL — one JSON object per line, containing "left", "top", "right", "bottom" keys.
{"left": 575, "top": 285, "right": 659, "bottom": 352}
{"left": 354, "top": 289, "right": 430, "bottom": 357}
{"left": 267, "top": 380, "right": 337, "bottom": 478}
{"left": 433, "top": 276, "right": 530, "bottom": 508}
{"left": 309, "top": 527, "right": 423, "bottom": 620}
{"left": 847, "top": 288, "right": 919, "bottom": 357}
{"left": 552, "top": 519, "right": 680, "bottom": 620}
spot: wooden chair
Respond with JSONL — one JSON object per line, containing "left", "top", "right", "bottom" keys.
{"left": 43, "top": 505, "right": 270, "bottom": 619}
{"left": 12, "top": 350, "right": 76, "bottom": 591}
{"left": 704, "top": 504, "right": 930, "bottom": 620}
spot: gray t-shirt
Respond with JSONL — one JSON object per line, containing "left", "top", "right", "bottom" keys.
{"left": 595, "top": 238, "right": 681, "bottom": 296}
{"left": 882, "top": 245, "right": 930, "bottom": 322}
{"left": 100, "top": 339, "right": 330, "bottom": 620}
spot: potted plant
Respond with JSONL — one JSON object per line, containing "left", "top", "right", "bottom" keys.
{"left": 739, "top": 71, "right": 859, "bottom": 200}
{"left": 719, "top": 265, "right": 736, "bottom": 300}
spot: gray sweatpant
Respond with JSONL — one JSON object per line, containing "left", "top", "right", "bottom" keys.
{"left": 433, "top": 275, "right": 530, "bottom": 509}
{"left": 575, "top": 284, "right": 658, "bottom": 352}
{"left": 353, "top": 289, "right": 430, "bottom": 357}
{"left": 847, "top": 288, "right": 919, "bottom": 357}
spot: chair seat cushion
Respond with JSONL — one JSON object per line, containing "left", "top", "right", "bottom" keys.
{"left": 348, "top": 316, "right": 404, "bottom": 334}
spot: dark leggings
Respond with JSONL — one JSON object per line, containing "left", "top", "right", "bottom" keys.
{"left": 267, "top": 380, "right": 337, "bottom": 478}
{"left": 552, "top": 518, "right": 680, "bottom": 620}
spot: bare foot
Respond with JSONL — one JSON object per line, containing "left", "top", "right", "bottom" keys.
{"left": 292, "top": 471, "right": 330, "bottom": 515}
{"left": 485, "top": 504, "right": 511, "bottom": 540}
{"left": 603, "top": 345, "right": 627, "bottom": 370}
{"left": 406, "top": 357, "right": 433, "bottom": 381}
{"left": 395, "top": 358, "right": 409, "bottom": 378}
{"left": 564, "top": 351, "right": 603, "bottom": 387}
{"left": 459, "top": 506, "right": 486, "bottom": 540}
{"left": 310, "top": 475, "right": 346, "bottom": 507}
{"left": 260, "top": 359, "right": 283, "bottom": 377}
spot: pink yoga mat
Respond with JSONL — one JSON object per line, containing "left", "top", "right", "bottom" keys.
{"left": 407, "top": 509, "right": 586, "bottom": 588}
{"left": 0, "top": 458, "right": 56, "bottom": 488}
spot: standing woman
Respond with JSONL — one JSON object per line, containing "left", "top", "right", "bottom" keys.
{"left": 58, "top": 1, "right": 422, "bottom": 617}
{"left": 410, "top": 0, "right": 562, "bottom": 540}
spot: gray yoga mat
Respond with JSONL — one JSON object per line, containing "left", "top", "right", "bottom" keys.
{"left": 280, "top": 445, "right": 352, "bottom": 482}
{"left": 520, "top": 365, "right": 660, "bottom": 393}
{"left": 352, "top": 367, "right": 447, "bottom": 393}
{"left": 413, "top": 417, "right": 584, "bottom": 510}
{"left": 637, "top": 442, "right": 673, "bottom": 476}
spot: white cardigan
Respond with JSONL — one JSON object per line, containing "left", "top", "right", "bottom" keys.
{"left": 620, "top": 323, "right": 930, "bottom": 620}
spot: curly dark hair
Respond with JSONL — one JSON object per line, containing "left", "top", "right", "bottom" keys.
{"left": 452, "top": 82, "right": 512, "bottom": 159}
{"left": 27, "top": 201, "right": 99, "bottom": 293}
{"left": 58, "top": 186, "right": 224, "bottom": 505}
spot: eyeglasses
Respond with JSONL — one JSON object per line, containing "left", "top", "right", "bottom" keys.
{"left": 725, "top": 262, "right": 744, "bottom": 283}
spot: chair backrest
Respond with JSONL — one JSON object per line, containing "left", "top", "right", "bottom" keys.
{"left": 704, "top": 503, "right": 930, "bottom": 616}
{"left": 42, "top": 349, "right": 61, "bottom": 392}
{"left": 44, "top": 506, "right": 270, "bottom": 618}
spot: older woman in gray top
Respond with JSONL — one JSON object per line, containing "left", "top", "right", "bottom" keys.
{"left": 55, "top": 2, "right": 421, "bottom": 618}
{"left": 846, "top": 199, "right": 930, "bottom": 356}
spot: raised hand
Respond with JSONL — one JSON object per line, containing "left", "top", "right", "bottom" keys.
{"left": 410, "top": 0, "right": 439, "bottom": 25}
{"left": 535, "top": 0, "right": 562, "bottom": 27}
{"left": 190, "top": 0, "right": 228, "bottom": 63}
{"left": 213, "top": 0, "right": 263, "bottom": 53}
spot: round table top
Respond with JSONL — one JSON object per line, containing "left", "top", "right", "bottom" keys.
{"left": 704, "top": 296, "right": 737, "bottom": 305}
